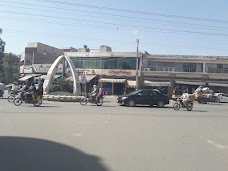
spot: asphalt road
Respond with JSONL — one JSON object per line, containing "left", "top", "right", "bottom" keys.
{"left": 0, "top": 96, "right": 228, "bottom": 171}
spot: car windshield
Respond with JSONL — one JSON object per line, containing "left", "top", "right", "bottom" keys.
{"left": 129, "top": 90, "right": 141, "bottom": 95}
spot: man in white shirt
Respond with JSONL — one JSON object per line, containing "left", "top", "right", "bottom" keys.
{"left": 180, "top": 90, "right": 189, "bottom": 107}
{"left": 11, "top": 82, "right": 19, "bottom": 92}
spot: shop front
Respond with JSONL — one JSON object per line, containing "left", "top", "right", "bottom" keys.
{"left": 174, "top": 80, "right": 205, "bottom": 94}
{"left": 99, "top": 78, "right": 126, "bottom": 95}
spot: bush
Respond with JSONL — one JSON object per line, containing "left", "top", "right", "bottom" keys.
{"left": 50, "top": 78, "right": 73, "bottom": 93}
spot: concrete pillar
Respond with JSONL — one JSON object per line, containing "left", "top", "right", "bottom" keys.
{"left": 112, "top": 83, "right": 114, "bottom": 95}
{"left": 62, "top": 58, "right": 66, "bottom": 77}
{"left": 203, "top": 63, "right": 206, "bottom": 73}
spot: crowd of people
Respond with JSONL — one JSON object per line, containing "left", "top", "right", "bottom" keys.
{"left": 1, "top": 81, "right": 44, "bottom": 103}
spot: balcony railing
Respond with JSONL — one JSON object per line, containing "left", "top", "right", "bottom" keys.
{"left": 144, "top": 67, "right": 174, "bottom": 72}
{"left": 207, "top": 68, "right": 228, "bottom": 73}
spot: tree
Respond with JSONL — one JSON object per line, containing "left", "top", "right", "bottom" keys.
{"left": 2, "top": 53, "right": 20, "bottom": 83}
{"left": 0, "top": 28, "right": 6, "bottom": 81}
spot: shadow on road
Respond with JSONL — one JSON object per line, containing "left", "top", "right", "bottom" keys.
{"left": 0, "top": 136, "right": 109, "bottom": 171}
{"left": 121, "top": 105, "right": 173, "bottom": 109}
{"left": 191, "top": 110, "right": 208, "bottom": 112}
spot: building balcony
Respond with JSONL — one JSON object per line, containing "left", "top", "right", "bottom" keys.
{"left": 143, "top": 67, "right": 202, "bottom": 73}
{"left": 144, "top": 67, "right": 174, "bottom": 72}
{"left": 207, "top": 68, "right": 228, "bottom": 74}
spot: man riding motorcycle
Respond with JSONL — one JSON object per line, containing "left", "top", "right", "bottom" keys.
{"left": 90, "top": 85, "right": 99, "bottom": 101}
{"left": 35, "top": 82, "right": 43, "bottom": 104}
{"left": 180, "top": 90, "right": 189, "bottom": 107}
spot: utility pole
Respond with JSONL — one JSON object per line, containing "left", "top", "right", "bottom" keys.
{"left": 136, "top": 39, "right": 139, "bottom": 90}
{"left": 32, "top": 51, "right": 35, "bottom": 65}
{"left": 23, "top": 54, "right": 26, "bottom": 74}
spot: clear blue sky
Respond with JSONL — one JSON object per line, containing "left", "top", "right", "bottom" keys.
{"left": 1, "top": 0, "right": 228, "bottom": 56}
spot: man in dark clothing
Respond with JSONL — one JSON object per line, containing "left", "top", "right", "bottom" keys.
{"left": 36, "top": 83, "right": 43, "bottom": 104}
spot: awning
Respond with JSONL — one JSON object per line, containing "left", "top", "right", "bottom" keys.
{"left": 144, "top": 80, "right": 171, "bottom": 87}
{"left": 18, "top": 74, "right": 41, "bottom": 81}
{"left": 99, "top": 78, "right": 126, "bottom": 83}
{"left": 66, "top": 75, "right": 97, "bottom": 83}
{"left": 175, "top": 80, "right": 205, "bottom": 86}
{"left": 209, "top": 83, "right": 228, "bottom": 87}
{"left": 39, "top": 75, "right": 62, "bottom": 80}
{"left": 127, "top": 80, "right": 136, "bottom": 88}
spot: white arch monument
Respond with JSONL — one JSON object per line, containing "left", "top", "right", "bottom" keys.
{"left": 43, "top": 55, "right": 81, "bottom": 95}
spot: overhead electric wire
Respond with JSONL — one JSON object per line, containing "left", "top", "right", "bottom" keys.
{"left": 2, "top": 0, "right": 228, "bottom": 54}
{"left": 1, "top": 9, "right": 228, "bottom": 37}
{"left": 33, "top": 0, "right": 228, "bottom": 24}
{"left": 1, "top": 3, "right": 228, "bottom": 32}
{"left": 4, "top": 28, "right": 228, "bottom": 53}
{"left": 1, "top": 0, "right": 228, "bottom": 32}
{"left": 4, "top": 28, "right": 136, "bottom": 44}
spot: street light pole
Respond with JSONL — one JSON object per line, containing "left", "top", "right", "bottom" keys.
{"left": 136, "top": 39, "right": 139, "bottom": 90}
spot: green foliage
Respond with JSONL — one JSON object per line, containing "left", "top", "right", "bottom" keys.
{"left": 2, "top": 53, "right": 20, "bottom": 83}
{"left": 0, "top": 28, "right": 6, "bottom": 81}
{"left": 50, "top": 78, "right": 73, "bottom": 93}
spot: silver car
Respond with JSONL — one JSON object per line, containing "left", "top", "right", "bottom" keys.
{"left": 215, "top": 93, "right": 228, "bottom": 103}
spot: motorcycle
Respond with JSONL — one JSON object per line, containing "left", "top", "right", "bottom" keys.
{"left": 173, "top": 98, "right": 193, "bottom": 111}
{"left": 13, "top": 91, "right": 42, "bottom": 107}
{"left": 80, "top": 93, "right": 104, "bottom": 106}
{"left": 7, "top": 90, "right": 18, "bottom": 103}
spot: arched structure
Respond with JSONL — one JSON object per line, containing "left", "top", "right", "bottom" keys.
{"left": 43, "top": 55, "right": 81, "bottom": 95}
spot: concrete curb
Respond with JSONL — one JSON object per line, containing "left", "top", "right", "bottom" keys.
{"left": 42, "top": 95, "right": 115, "bottom": 102}
{"left": 2, "top": 95, "right": 115, "bottom": 103}
{"left": 43, "top": 95, "right": 82, "bottom": 102}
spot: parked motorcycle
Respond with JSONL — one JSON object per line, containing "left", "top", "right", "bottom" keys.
{"left": 80, "top": 93, "right": 104, "bottom": 106}
{"left": 173, "top": 98, "right": 193, "bottom": 111}
{"left": 13, "top": 91, "right": 42, "bottom": 107}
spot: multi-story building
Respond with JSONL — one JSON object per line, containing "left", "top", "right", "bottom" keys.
{"left": 19, "top": 42, "right": 64, "bottom": 82}
{"left": 19, "top": 42, "right": 228, "bottom": 95}
{"left": 142, "top": 54, "right": 228, "bottom": 95}
{"left": 65, "top": 45, "right": 142, "bottom": 95}
{"left": 19, "top": 43, "right": 142, "bottom": 95}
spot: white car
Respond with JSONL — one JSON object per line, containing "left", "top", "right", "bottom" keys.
{"left": 215, "top": 93, "right": 228, "bottom": 103}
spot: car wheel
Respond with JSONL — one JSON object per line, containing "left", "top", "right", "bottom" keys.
{"left": 157, "top": 101, "right": 164, "bottom": 108}
{"left": 128, "top": 100, "right": 135, "bottom": 107}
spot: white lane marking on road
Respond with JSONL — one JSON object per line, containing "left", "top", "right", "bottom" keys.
{"left": 105, "top": 121, "right": 108, "bottom": 123}
{"left": 200, "top": 136, "right": 228, "bottom": 150}
{"left": 74, "top": 133, "right": 82, "bottom": 136}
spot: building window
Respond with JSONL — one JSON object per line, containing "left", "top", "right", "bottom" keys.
{"left": 72, "top": 57, "right": 137, "bottom": 70}
{"left": 183, "top": 63, "right": 196, "bottom": 72}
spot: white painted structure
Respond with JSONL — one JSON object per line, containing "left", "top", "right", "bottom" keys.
{"left": 43, "top": 55, "right": 81, "bottom": 95}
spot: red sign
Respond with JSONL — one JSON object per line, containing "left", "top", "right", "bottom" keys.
{"left": 108, "top": 70, "right": 132, "bottom": 76}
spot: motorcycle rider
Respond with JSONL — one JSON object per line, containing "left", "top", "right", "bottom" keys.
{"left": 36, "top": 82, "right": 43, "bottom": 104}
{"left": 29, "top": 83, "right": 37, "bottom": 101}
{"left": 19, "top": 83, "right": 30, "bottom": 101}
{"left": 96, "top": 87, "right": 105, "bottom": 101}
{"left": 11, "top": 82, "right": 19, "bottom": 93}
{"left": 90, "top": 85, "right": 99, "bottom": 101}
{"left": 180, "top": 90, "right": 189, "bottom": 107}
